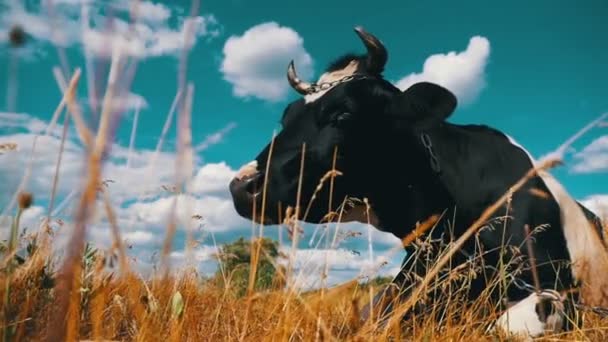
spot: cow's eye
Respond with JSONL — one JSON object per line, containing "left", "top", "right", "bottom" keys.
{"left": 332, "top": 112, "right": 352, "bottom": 126}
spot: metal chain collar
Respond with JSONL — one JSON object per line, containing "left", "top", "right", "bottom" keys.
{"left": 304, "top": 74, "right": 371, "bottom": 94}
{"left": 420, "top": 133, "right": 441, "bottom": 174}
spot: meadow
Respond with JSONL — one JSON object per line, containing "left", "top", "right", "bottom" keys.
{"left": 2, "top": 187, "right": 608, "bottom": 341}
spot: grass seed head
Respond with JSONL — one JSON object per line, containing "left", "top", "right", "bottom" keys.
{"left": 8, "top": 24, "right": 27, "bottom": 48}
{"left": 18, "top": 191, "right": 33, "bottom": 209}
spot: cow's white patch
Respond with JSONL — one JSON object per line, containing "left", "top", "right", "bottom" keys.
{"left": 304, "top": 60, "right": 360, "bottom": 104}
{"left": 506, "top": 134, "right": 608, "bottom": 305}
{"left": 235, "top": 160, "right": 259, "bottom": 180}
{"left": 489, "top": 291, "right": 566, "bottom": 340}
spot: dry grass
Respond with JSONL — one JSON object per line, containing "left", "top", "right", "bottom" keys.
{"left": 2, "top": 215, "right": 608, "bottom": 342}
{"left": 2, "top": 1, "right": 608, "bottom": 341}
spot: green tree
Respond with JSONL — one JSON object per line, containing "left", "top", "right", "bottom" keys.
{"left": 214, "top": 237, "right": 282, "bottom": 297}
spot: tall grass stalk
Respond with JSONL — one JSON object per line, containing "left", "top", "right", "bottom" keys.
{"left": 126, "top": 102, "right": 141, "bottom": 169}
{"left": 160, "top": 83, "right": 195, "bottom": 277}
{"left": 45, "top": 43, "right": 123, "bottom": 340}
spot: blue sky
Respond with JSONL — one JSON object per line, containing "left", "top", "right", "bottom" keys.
{"left": 0, "top": 0, "right": 607, "bottom": 289}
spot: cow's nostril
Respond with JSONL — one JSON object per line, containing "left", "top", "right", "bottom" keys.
{"left": 245, "top": 172, "right": 265, "bottom": 195}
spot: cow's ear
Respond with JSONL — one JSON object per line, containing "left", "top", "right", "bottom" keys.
{"left": 387, "top": 82, "right": 457, "bottom": 129}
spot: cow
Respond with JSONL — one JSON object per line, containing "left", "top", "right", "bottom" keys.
{"left": 228, "top": 26, "right": 608, "bottom": 338}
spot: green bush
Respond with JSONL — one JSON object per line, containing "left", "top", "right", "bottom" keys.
{"left": 214, "top": 237, "right": 281, "bottom": 297}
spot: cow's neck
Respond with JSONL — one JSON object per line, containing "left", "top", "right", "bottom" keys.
{"left": 360, "top": 134, "right": 456, "bottom": 238}
{"left": 410, "top": 122, "right": 549, "bottom": 231}
{"left": 363, "top": 122, "right": 518, "bottom": 238}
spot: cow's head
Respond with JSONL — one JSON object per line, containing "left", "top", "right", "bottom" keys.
{"left": 229, "top": 27, "right": 458, "bottom": 228}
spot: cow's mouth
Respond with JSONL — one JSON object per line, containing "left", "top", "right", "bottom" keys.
{"left": 229, "top": 171, "right": 278, "bottom": 225}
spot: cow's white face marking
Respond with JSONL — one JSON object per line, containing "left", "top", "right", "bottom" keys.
{"left": 506, "top": 134, "right": 608, "bottom": 306}
{"left": 489, "top": 291, "right": 566, "bottom": 340}
{"left": 235, "top": 160, "right": 259, "bottom": 180}
{"left": 304, "top": 60, "right": 360, "bottom": 104}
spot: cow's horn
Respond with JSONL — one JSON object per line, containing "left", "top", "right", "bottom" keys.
{"left": 354, "top": 26, "right": 388, "bottom": 74}
{"left": 287, "top": 60, "right": 313, "bottom": 95}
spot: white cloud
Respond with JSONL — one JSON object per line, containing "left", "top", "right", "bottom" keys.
{"left": 0, "top": 112, "right": 241, "bottom": 232}
{"left": 82, "top": 15, "right": 220, "bottom": 58}
{"left": 58, "top": 0, "right": 172, "bottom": 23}
{"left": 0, "top": 0, "right": 221, "bottom": 59}
{"left": 0, "top": 129, "right": 178, "bottom": 208}
{"left": 80, "top": 92, "right": 148, "bottom": 114}
{"left": 580, "top": 194, "right": 608, "bottom": 220}
{"left": 0, "top": 205, "right": 45, "bottom": 236}
{"left": 128, "top": 1, "right": 172, "bottom": 23}
{"left": 286, "top": 248, "right": 384, "bottom": 271}
{"left": 125, "top": 194, "right": 248, "bottom": 233}
{"left": 0, "top": 110, "right": 247, "bottom": 281}
{"left": 123, "top": 230, "right": 157, "bottom": 245}
{"left": 110, "top": 92, "right": 148, "bottom": 111}
{"left": 170, "top": 245, "right": 219, "bottom": 263}
{"left": 305, "top": 221, "right": 403, "bottom": 249}
{"left": 102, "top": 146, "right": 182, "bottom": 202}
{"left": 1, "top": 1, "right": 81, "bottom": 47}
{"left": 190, "top": 162, "right": 236, "bottom": 195}
{"left": 279, "top": 247, "right": 401, "bottom": 290}
{"left": 571, "top": 135, "right": 608, "bottom": 173}
{"left": 0, "top": 112, "right": 49, "bottom": 134}
{"left": 220, "top": 22, "right": 314, "bottom": 102}
{"left": 168, "top": 245, "right": 222, "bottom": 276}
{"left": 395, "top": 36, "right": 491, "bottom": 106}
{"left": 0, "top": 132, "right": 85, "bottom": 207}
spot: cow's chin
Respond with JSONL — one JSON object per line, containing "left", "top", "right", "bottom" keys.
{"left": 229, "top": 192, "right": 325, "bottom": 226}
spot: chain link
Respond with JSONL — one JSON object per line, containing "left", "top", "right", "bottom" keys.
{"left": 511, "top": 276, "right": 608, "bottom": 317}
{"left": 511, "top": 277, "right": 539, "bottom": 293}
{"left": 306, "top": 74, "right": 370, "bottom": 94}
{"left": 581, "top": 305, "right": 608, "bottom": 316}
{"left": 420, "top": 133, "right": 441, "bottom": 173}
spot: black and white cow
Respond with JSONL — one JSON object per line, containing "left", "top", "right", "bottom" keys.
{"left": 228, "top": 27, "right": 608, "bottom": 338}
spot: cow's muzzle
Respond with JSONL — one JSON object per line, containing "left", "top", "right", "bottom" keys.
{"left": 229, "top": 161, "right": 275, "bottom": 224}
